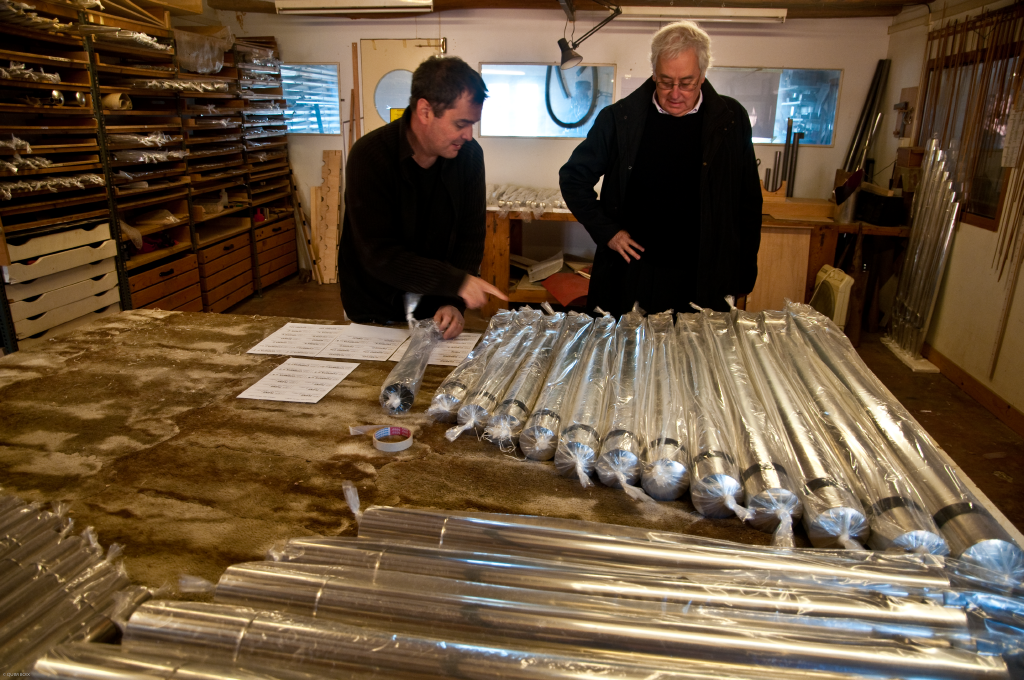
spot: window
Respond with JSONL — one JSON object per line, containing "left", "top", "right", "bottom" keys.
{"left": 281, "top": 63, "right": 342, "bottom": 135}
{"left": 706, "top": 67, "right": 842, "bottom": 146}
{"left": 480, "top": 63, "right": 616, "bottom": 138}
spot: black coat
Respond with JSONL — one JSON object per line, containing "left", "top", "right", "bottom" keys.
{"left": 559, "top": 78, "right": 762, "bottom": 316}
{"left": 339, "top": 110, "right": 486, "bottom": 324}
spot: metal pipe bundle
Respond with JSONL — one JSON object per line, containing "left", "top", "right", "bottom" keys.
{"left": 428, "top": 309, "right": 513, "bottom": 423}
{"left": 520, "top": 312, "right": 595, "bottom": 460}
{"left": 736, "top": 312, "right": 868, "bottom": 550}
{"left": 483, "top": 312, "right": 565, "bottom": 449}
{"left": 124, "top": 600, "right": 895, "bottom": 680}
{"left": 205, "top": 560, "right": 1007, "bottom": 679}
{"left": 380, "top": 318, "right": 442, "bottom": 415}
{"left": 639, "top": 311, "right": 690, "bottom": 500}
{"left": 357, "top": 507, "right": 953, "bottom": 597}
{"left": 555, "top": 314, "right": 617, "bottom": 486}
{"left": 762, "top": 311, "right": 948, "bottom": 555}
{"left": 701, "top": 310, "right": 802, "bottom": 542}
{"left": 890, "top": 139, "right": 961, "bottom": 357}
{"left": 789, "top": 302, "right": 1024, "bottom": 581}
{"left": 273, "top": 536, "right": 969, "bottom": 639}
{"left": 676, "top": 314, "right": 745, "bottom": 518}
{"left": 596, "top": 304, "right": 648, "bottom": 495}
{"left": 446, "top": 308, "right": 543, "bottom": 441}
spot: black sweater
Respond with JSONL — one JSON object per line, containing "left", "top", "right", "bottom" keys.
{"left": 339, "top": 109, "right": 486, "bottom": 323}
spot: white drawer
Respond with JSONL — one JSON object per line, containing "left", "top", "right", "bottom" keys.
{"left": 9, "top": 272, "right": 119, "bottom": 323}
{"left": 17, "top": 303, "right": 121, "bottom": 350}
{"left": 15, "top": 287, "right": 121, "bottom": 339}
{"left": 6, "top": 223, "right": 111, "bottom": 262}
{"left": 6, "top": 258, "right": 117, "bottom": 302}
{"left": 4, "top": 240, "right": 117, "bottom": 284}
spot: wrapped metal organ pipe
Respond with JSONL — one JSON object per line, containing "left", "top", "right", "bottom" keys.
{"left": 447, "top": 309, "right": 543, "bottom": 440}
{"left": 762, "top": 311, "right": 947, "bottom": 554}
{"left": 702, "top": 310, "right": 802, "bottom": 541}
{"left": 484, "top": 312, "right": 565, "bottom": 448}
{"left": 519, "top": 312, "right": 595, "bottom": 460}
{"left": 596, "top": 303, "right": 648, "bottom": 496}
{"left": 676, "top": 314, "right": 745, "bottom": 518}
{"left": 379, "top": 318, "right": 442, "bottom": 414}
{"left": 124, "top": 601, "right": 895, "bottom": 680}
{"left": 555, "top": 315, "right": 617, "bottom": 485}
{"left": 639, "top": 311, "right": 690, "bottom": 500}
{"left": 737, "top": 312, "right": 868, "bottom": 550}
{"left": 789, "top": 302, "right": 1024, "bottom": 580}
{"left": 428, "top": 309, "right": 513, "bottom": 422}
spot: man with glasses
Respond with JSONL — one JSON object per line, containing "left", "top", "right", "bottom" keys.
{"left": 559, "top": 21, "right": 762, "bottom": 317}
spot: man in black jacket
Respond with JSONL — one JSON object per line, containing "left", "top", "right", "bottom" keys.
{"left": 340, "top": 56, "right": 505, "bottom": 339}
{"left": 559, "top": 21, "right": 762, "bottom": 317}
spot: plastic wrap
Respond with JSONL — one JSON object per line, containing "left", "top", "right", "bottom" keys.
{"left": 446, "top": 309, "right": 543, "bottom": 441}
{"left": 701, "top": 309, "right": 802, "bottom": 544}
{"left": 379, "top": 318, "right": 442, "bottom": 415}
{"left": 554, "top": 314, "right": 617, "bottom": 486}
{"left": 106, "top": 132, "right": 174, "bottom": 147}
{"left": 357, "top": 506, "right": 953, "bottom": 597}
{"left": 0, "top": 62, "right": 60, "bottom": 83}
{"left": 483, "top": 311, "right": 565, "bottom": 449}
{"left": 788, "top": 302, "right": 1024, "bottom": 580}
{"left": 93, "top": 31, "right": 170, "bottom": 51}
{"left": 735, "top": 311, "right": 868, "bottom": 550}
{"left": 639, "top": 311, "right": 689, "bottom": 500}
{"left": 173, "top": 30, "right": 229, "bottom": 75}
{"left": 762, "top": 311, "right": 947, "bottom": 554}
{"left": 596, "top": 303, "right": 649, "bottom": 498}
{"left": 519, "top": 312, "right": 594, "bottom": 460}
{"left": 0, "top": 174, "right": 104, "bottom": 200}
{"left": 112, "top": 149, "right": 188, "bottom": 164}
{"left": 204, "top": 559, "right": 1011, "bottom": 679}
{"left": 273, "top": 536, "right": 970, "bottom": 639}
{"left": 676, "top": 313, "right": 745, "bottom": 518}
{"left": 428, "top": 309, "right": 513, "bottom": 423}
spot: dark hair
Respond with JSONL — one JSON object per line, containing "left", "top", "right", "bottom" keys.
{"left": 409, "top": 56, "right": 488, "bottom": 117}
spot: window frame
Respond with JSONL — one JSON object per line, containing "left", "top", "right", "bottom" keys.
{"left": 280, "top": 62, "right": 344, "bottom": 137}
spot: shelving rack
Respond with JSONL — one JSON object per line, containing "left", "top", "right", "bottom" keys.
{"left": 1, "top": 14, "right": 300, "bottom": 352}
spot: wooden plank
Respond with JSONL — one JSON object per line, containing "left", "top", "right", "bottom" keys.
{"left": 197, "top": 232, "right": 250, "bottom": 266}
{"left": 198, "top": 242, "right": 251, "bottom": 278}
{"left": 260, "top": 258, "right": 298, "bottom": 287}
{"left": 256, "top": 229, "right": 295, "bottom": 254}
{"left": 127, "top": 253, "right": 197, "bottom": 293}
{"left": 174, "top": 294, "right": 203, "bottom": 312}
{"left": 206, "top": 276, "right": 254, "bottom": 313}
{"left": 201, "top": 257, "right": 251, "bottom": 293}
{"left": 480, "top": 210, "right": 510, "bottom": 318}
{"left": 202, "top": 268, "right": 253, "bottom": 307}
{"left": 746, "top": 226, "right": 812, "bottom": 313}
{"left": 805, "top": 224, "right": 839, "bottom": 303}
{"left": 255, "top": 218, "right": 295, "bottom": 241}
{"left": 133, "top": 269, "right": 199, "bottom": 308}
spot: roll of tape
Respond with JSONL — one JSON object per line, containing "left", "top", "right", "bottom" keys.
{"left": 349, "top": 425, "right": 413, "bottom": 452}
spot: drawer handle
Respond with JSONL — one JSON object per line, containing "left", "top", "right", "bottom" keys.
{"left": 223, "top": 244, "right": 234, "bottom": 251}
{"left": 272, "top": 227, "right": 282, "bottom": 232}
{"left": 159, "top": 268, "right": 175, "bottom": 277}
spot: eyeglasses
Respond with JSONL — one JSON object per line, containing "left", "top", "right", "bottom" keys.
{"left": 655, "top": 77, "right": 701, "bottom": 92}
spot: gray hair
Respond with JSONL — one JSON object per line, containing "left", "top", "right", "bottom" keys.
{"left": 649, "top": 21, "right": 712, "bottom": 75}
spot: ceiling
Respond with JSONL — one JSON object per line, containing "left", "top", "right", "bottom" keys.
{"left": 207, "top": 0, "right": 925, "bottom": 18}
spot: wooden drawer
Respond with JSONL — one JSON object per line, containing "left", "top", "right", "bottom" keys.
{"left": 260, "top": 258, "right": 297, "bottom": 288}
{"left": 197, "top": 233, "right": 250, "bottom": 267}
{"left": 16, "top": 287, "right": 121, "bottom": 339}
{"left": 199, "top": 239, "right": 251, "bottom": 279}
{"left": 202, "top": 268, "right": 252, "bottom": 308}
{"left": 202, "top": 258, "right": 251, "bottom": 294}
{"left": 254, "top": 218, "right": 295, "bottom": 242}
{"left": 133, "top": 268, "right": 200, "bottom": 309}
{"left": 10, "top": 272, "right": 119, "bottom": 323}
{"left": 129, "top": 254, "right": 198, "bottom": 294}
{"left": 149, "top": 283, "right": 202, "bottom": 312}
{"left": 258, "top": 250, "right": 298, "bottom": 279}
{"left": 205, "top": 274, "right": 254, "bottom": 313}
{"left": 18, "top": 302, "right": 121, "bottom": 350}
{"left": 6, "top": 223, "right": 110, "bottom": 262}
{"left": 6, "top": 258, "right": 116, "bottom": 302}
{"left": 5, "top": 240, "right": 117, "bottom": 284}
{"left": 257, "top": 242, "right": 294, "bottom": 266}
{"left": 175, "top": 296, "right": 204, "bottom": 312}
{"left": 255, "top": 228, "right": 295, "bottom": 255}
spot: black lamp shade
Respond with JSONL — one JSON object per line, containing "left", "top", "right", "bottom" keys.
{"left": 558, "top": 38, "right": 583, "bottom": 70}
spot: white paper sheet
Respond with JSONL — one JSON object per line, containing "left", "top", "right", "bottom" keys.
{"left": 317, "top": 323, "right": 411, "bottom": 361}
{"left": 238, "top": 358, "right": 358, "bottom": 403}
{"left": 389, "top": 332, "right": 481, "bottom": 366}
{"left": 247, "top": 322, "right": 344, "bottom": 357}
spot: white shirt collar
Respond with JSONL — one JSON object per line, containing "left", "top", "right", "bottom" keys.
{"left": 653, "top": 88, "right": 703, "bottom": 116}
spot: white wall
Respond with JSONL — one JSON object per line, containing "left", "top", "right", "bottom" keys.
{"left": 211, "top": 9, "right": 890, "bottom": 218}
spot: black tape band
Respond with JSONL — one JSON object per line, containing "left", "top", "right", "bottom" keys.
{"left": 694, "top": 450, "right": 729, "bottom": 464}
{"left": 741, "top": 462, "right": 788, "bottom": 485}
{"left": 563, "top": 423, "right": 600, "bottom": 442}
{"left": 870, "top": 495, "right": 925, "bottom": 517}
{"left": 502, "top": 398, "right": 529, "bottom": 415}
{"left": 805, "top": 477, "right": 840, "bottom": 493}
{"left": 649, "top": 437, "right": 679, "bottom": 449}
{"left": 445, "top": 381, "right": 466, "bottom": 391}
{"left": 534, "top": 409, "right": 562, "bottom": 424}
{"left": 933, "top": 502, "right": 989, "bottom": 528}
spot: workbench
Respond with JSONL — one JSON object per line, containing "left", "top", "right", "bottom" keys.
{"left": 0, "top": 309, "right": 778, "bottom": 591}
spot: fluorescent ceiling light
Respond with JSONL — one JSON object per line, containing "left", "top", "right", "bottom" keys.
{"left": 482, "top": 69, "right": 526, "bottom": 75}
{"left": 617, "top": 6, "right": 786, "bottom": 22}
{"left": 274, "top": 0, "right": 431, "bottom": 13}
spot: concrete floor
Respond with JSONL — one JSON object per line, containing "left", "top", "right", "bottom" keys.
{"left": 230, "top": 274, "right": 1024, "bottom": 533}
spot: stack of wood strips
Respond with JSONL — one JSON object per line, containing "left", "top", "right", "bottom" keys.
{"left": 309, "top": 150, "right": 342, "bottom": 284}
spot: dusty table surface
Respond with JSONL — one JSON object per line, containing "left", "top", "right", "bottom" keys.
{"left": 0, "top": 309, "right": 777, "bottom": 590}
